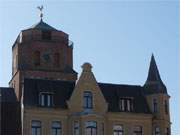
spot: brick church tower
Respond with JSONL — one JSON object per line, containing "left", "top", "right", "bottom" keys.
{"left": 9, "top": 19, "right": 77, "bottom": 101}
{"left": 1, "top": 9, "right": 171, "bottom": 135}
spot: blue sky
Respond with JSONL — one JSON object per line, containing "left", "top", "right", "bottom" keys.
{"left": 0, "top": 0, "right": 179, "bottom": 134}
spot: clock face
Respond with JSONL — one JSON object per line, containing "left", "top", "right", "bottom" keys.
{"left": 43, "top": 53, "right": 51, "bottom": 62}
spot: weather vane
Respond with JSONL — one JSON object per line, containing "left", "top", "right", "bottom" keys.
{"left": 37, "top": 5, "right": 44, "bottom": 21}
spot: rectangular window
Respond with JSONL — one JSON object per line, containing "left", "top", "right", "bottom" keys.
{"left": 52, "top": 121, "right": 62, "bottom": 135}
{"left": 74, "top": 121, "right": 80, "bottom": 135}
{"left": 40, "top": 94, "right": 45, "bottom": 106}
{"left": 54, "top": 53, "right": 60, "bottom": 67}
{"left": 133, "top": 126, "right": 142, "bottom": 135}
{"left": 83, "top": 91, "right": 93, "bottom": 109}
{"left": 14, "top": 54, "right": 18, "bottom": 69}
{"left": 153, "top": 99, "right": 158, "bottom": 113}
{"left": 155, "top": 127, "right": 160, "bottom": 135}
{"left": 119, "top": 98, "right": 133, "bottom": 112}
{"left": 31, "top": 120, "right": 41, "bottom": 135}
{"left": 165, "top": 100, "right": 168, "bottom": 114}
{"left": 113, "top": 125, "right": 123, "bottom": 135}
{"left": 127, "top": 99, "right": 131, "bottom": 111}
{"left": 34, "top": 51, "right": 40, "bottom": 66}
{"left": 119, "top": 99, "right": 125, "bottom": 111}
{"left": 39, "top": 93, "right": 53, "bottom": 107}
{"left": 165, "top": 128, "right": 170, "bottom": 135}
{"left": 102, "top": 123, "right": 104, "bottom": 135}
{"left": 85, "top": 121, "right": 97, "bottom": 135}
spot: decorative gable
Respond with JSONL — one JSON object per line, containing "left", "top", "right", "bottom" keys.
{"left": 67, "top": 63, "right": 108, "bottom": 113}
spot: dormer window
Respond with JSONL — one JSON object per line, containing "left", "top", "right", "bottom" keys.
{"left": 119, "top": 98, "right": 133, "bottom": 112}
{"left": 42, "top": 30, "right": 51, "bottom": 40}
{"left": 39, "top": 92, "right": 53, "bottom": 107}
{"left": 83, "top": 91, "right": 93, "bottom": 109}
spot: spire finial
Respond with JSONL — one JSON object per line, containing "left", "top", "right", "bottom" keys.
{"left": 37, "top": 5, "right": 44, "bottom": 21}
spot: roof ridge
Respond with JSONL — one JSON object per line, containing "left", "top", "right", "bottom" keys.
{"left": 98, "top": 82, "right": 141, "bottom": 87}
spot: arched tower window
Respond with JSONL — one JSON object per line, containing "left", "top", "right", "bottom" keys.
{"left": 165, "top": 100, "right": 169, "bottom": 114}
{"left": 42, "top": 30, "right": 51, "bottom": 40}
{"left": 153, "top": 98, "right": 158, "bottom": 113}
{"left": 34, "top": 51, "right": 40, "bottom": 66}
{"left": 54, "top": 53, "right": 60, "bottom": 67}
{"left": 165, "top": 128, "right": 170, "bottom": 135}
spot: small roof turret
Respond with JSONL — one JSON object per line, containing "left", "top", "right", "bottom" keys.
{"left": 144, "top": 54, "right": 167, "bottom": 94}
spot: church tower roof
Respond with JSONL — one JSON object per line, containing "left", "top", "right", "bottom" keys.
{"left": 144, "top": 54, "right": 167, "bottom": 94}
{"left": 25, "top": 6, "right": 57, "bottom": 31}
{"left": 28, "top": 20, "right": 57, "bottom": 31}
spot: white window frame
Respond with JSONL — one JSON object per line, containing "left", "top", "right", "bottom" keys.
{"left": 85, "top": 121, "right": 97, "bottom": 135}
{"left": 39, "top": 92, "right": 54, "bottom": 107}
{"left": 83, "top": 91, "right": 93, "bottom": 109}
{"left": 155, "top": 127, "right": 160, "bottom": 135}
{"left": 127, "top": 99, "right": 131, "bottom": 111}
{"left": 113, "top": 124, "right": 123, "bottom": 135}
{"left": 74, "top": 121, "right": 80, "bottom": 135}
{"left": 133, "top": 126, "right": 142, "bottom": 135}
{"left": 119, "top": 98, "right": 133, "bottom": 112}
{"left": 31, "top": 120, "right": 41, "bottom": 135}
{"left": 52, "top": 121, "right": 62, "bottom": 135}
{"left": 119, "top": 99, "right": 125, "bottom": 111}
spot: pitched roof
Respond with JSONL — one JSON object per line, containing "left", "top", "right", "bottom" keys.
{"left": 146, "top": 54, "right": 162, "bottom": 83}
{"left": 98, "top": 83, "right": 151, "bottom": 113}
{"left": 0, "top": 87, "right": 21, "bottom": 135}
{"left": 24, "top": 78, "right": 75, "bottom": 108}
{"left": 144, "top": 54, "right": 167, "bottom": 94}
{"left": 27, "top": 20, "right": 57, "bottom": 31}
{"left": 0, "top": 87, "right": 17, "bottom": 102}
{"left": 23, "top": 78, "right": 151, "bottom": 114}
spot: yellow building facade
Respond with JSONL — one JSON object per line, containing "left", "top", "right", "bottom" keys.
{"left": 2, "top": 17, "right": 171, "bottom": 135}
